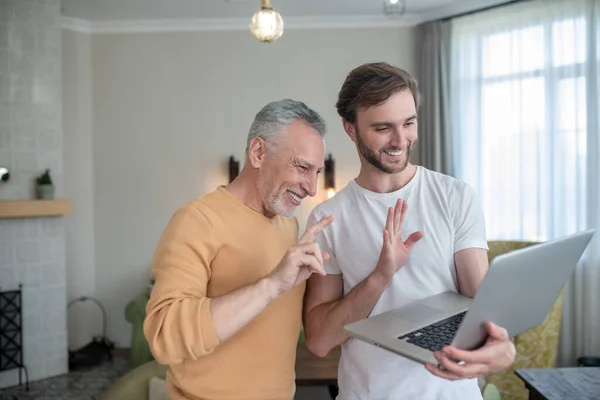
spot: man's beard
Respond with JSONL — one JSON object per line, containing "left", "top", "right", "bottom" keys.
{"left": 257, "top": 176, "right": 296, "bottom": 218}
{"left": 269, "top": 194, "right": 295, "bottom": 218}
{"left": 355, "top": 127, "right": 415, "bottom": 174}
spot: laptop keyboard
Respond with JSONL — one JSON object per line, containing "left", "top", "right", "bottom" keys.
{"left": 397, "top": 311, "right": 467, "bottom": 352}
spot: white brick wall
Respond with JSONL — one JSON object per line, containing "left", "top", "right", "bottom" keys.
{"left": 0, "top": 0, "right": 67, "bottom": 389}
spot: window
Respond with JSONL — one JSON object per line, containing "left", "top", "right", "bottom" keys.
{"left": 452, "top": 15, "right": 590, "bottom": 241}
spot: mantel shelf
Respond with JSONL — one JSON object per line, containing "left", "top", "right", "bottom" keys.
{"left": 0, "top": 199, "right": 73, "bottom": 219}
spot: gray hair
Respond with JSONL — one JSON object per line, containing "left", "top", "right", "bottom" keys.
{"left": 246, "top": 99, "right": 327, "bottom": 153}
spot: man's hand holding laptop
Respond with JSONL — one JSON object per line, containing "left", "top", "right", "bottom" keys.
{"left": 425, "top": 321, "right": 516, "bottom": 380}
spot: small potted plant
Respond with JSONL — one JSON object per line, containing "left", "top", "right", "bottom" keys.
{"left": 36, "top": 169, "right": 54, "bottom": 199}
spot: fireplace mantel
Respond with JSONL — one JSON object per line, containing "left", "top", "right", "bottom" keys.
{"left": 0, "top": 199, "right": 73, "bottom": 219}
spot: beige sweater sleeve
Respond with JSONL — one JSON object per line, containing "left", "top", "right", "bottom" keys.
{"left": 143, "top": 204, "right": 221, "bottom": 365}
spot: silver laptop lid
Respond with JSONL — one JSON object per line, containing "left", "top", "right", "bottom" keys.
{"left": 452, "top": 229, "right": 595, "bottom": 350}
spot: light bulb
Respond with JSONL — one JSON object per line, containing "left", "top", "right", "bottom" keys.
{"left": 327, "top": 188, "right": 336, "bottom": 199}
{"left": 249, "top": 3, "right": 284, "bottom": 43}
{"left": 383, "top": 0, "right": 406, "bottom": 16}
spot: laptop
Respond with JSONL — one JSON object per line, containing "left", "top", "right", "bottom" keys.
{"left": 344, "top": 229, "right": 595, "bottom": 366}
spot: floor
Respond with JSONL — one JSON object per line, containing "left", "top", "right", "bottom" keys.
{"left": 0, "top": 355, "right": 332, "bottom": 400}
{"left": 0, "top": 357, "right": 130, "bottom": 400}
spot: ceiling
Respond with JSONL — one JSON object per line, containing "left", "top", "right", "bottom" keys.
{"left": 60, "top": 0, "right": 515, "bottom": 23}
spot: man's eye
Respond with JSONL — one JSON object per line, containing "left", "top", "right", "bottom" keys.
{"left": 375, "top": 127, "right": 389, "bottom": 132}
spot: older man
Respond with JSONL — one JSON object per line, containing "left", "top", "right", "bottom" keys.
{"left": 144, "top": 99, "right": 333, "bottom": 400}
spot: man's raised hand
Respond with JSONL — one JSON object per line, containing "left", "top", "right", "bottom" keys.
{"left": 268, "top": 215, "right": 334, "bottom": 294}
{"left": 374, "top": 199, "right": 423, "bottom": 281}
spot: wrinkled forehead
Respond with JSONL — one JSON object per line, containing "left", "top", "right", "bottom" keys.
{"left": 274, "top": 122, "right": 325, "bottom": 167}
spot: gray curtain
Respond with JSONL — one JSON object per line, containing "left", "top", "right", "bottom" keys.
{"left": 416, "top": 20, "right": 454, "bottom": 176}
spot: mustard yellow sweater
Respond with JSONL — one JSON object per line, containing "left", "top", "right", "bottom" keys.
{"left": 144, "top": 187, "right": 304, "bottom": 400}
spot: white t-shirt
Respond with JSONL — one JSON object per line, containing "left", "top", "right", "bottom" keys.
{"left": 307, "top": 166, "right": 488, "bottom": 400}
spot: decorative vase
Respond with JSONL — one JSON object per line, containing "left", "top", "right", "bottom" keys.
{"left": 37, "top": 184, "right": 54, "bottom": 199}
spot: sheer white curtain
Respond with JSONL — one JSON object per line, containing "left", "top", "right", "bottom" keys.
{"left": 450, "top": 0, "right": 600, "bottom": 366}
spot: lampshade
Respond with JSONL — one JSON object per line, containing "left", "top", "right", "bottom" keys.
{"left": 228, "top": 156, "right": 240, "bottom": 183}
{"left": 324, "top": 153, "right": 336, "bottom": 198}
{"left": 0, "top": 167, "right": 9, "bottom": 183}
{"left": 249, "top": 0, "right": 284, "bottom": 43}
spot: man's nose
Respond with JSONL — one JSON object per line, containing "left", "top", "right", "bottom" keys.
{"left": 302, "top": 173, "right": 318, "bottom": 198}
{"left": 390, "top": 129, "right": 407, "bottom": 148}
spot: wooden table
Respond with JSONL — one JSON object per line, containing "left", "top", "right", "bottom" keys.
{"left": 295, "top": 343, "right": 341, "bottom": 386}
{"left": 516, "top": 368, "right": 600, "bottom": 400}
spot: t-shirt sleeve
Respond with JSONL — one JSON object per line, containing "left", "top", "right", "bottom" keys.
{"left": 453, "top": 182, "right": 489, "bottom": 253}
{"left": 306, "top": 208, "right": 341, "bottom": 275}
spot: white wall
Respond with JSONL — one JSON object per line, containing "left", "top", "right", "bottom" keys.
{"left": 62, "top": 29, "right": 101, "bottom": 350}
{"left": 62, "top": 27, "right": 417, "bottom": 348}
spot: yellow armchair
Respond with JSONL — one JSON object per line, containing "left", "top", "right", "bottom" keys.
{"left": 99, "top": 361, "right": 168, "bottom": 400}
{"left": 483, "top": 240, "right": 564, "bottom": 400}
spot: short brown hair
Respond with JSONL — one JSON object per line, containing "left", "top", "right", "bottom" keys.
{"left": 335, "top": 62, "right": 421, "bottom": 124}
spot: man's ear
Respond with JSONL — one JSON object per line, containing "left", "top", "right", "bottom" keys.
{"left": 343, "top": 120, "right": 358, "bottom": 144}
{"left": 247, "top": 137, "right": 268, "bottom": 168}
